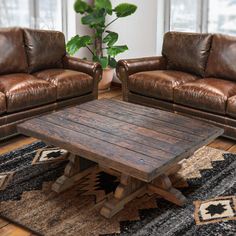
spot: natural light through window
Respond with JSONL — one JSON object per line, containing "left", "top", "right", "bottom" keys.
{"left": 208, "top": 0, "right": 236, "bottom": 35}
{"left": 0, "top": 0, "right": 63, "bottom": 32}
{"left": 170, "top": 0, "right": 198, "bottom": 32}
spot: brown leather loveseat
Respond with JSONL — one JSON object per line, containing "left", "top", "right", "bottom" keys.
{"left": 118, "top": 32, "right": 236, "bottom": 139}
{"left": 0, "top": 27, "right": 102, "bottom": 140}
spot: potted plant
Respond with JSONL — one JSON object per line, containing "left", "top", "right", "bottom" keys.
{"left": 66, "top": 0, "right": 137, "bottom": 91}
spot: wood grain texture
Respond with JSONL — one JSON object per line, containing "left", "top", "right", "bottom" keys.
{"left": 0, "top": 218, "right": 8, "bottom": 228}
{"left": 18, "top": 99, "right": 224, "bottom": 182}
{"left": 208, "top": 137, "right": 235, "bottom": 151}
{"left": 0, "top": 87, "right": 232, "bottom": 230}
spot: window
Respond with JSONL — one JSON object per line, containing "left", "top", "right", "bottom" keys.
{"left": 36, "top": 0, "right": 63, "bottom": 31}
{"left": 166, "top": 0, "right": 236, "bottom": 35}
{"left": 208, "top": 0, "right": 236, "bottom": 35}
{"left": 0, "top": 0, "right": 31, "bottom": 28}
{"left": 0, "top": 0, "right": 66, "bottom": 35}
{"left": 170, "top": 0, "right": 199, "bottom": 32}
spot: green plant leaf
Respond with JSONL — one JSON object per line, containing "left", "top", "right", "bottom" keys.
{"left": 95, "top": 0, "right": 112, "bottom": 15}
{"left": 92, "top": 55, "right": 99, "bottom": 62}
{"left": 114, "top": 3, "right": 137, "bottom": 17}
{"left": 66, "top": 35, "right": 92, "bottom": 55}
{"left": 74, "top": 0, "right": 91, "bottom": 14}
{"left": 99, "top": 57, "right": 109, "bottom": 69}
{"left": 103, "top": 31, "right": 118, "bottom": 46}
{"left": 109, "top": 57, "right": 117, "bottom": 68}
{"left": 81, "top": 8, "right": 106, "bottom": 27}
{"left": 107, "top": 45, "right": 128, "bottom": 57}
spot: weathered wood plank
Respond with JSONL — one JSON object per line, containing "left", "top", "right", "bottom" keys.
{"left": 39, "top": 114, "right": 175, "bottom": 160}
{"left": 56, "top": 107, "right": 186, "bottom": 145}
{"left": 90, "top": 99, "right": 216, "bottom": 136}
{"left": 50, "top": 109, "right": 193, "bottom": 155}
{"left": 18, "top": 119, "right": 167, "bottom": 182}
{"left": 98, "top": 99, "right": 217, "bottom": 133}
{"left": 76, "top": 102, "right": 204, "bottom": 142}
{"left": 17, "top": 99, "right": 224, "bottom": 182}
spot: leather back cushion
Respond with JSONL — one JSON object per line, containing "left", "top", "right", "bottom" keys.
{"left": 206, "top": 34, "right": 236, "bottom": 81}
{"left": 0, "top": 28, "right": 28, "bottom": 75}
{"left": 162, "top": 32, "right": 212, "bottom": 76}
{"left": 24, "top": 28, "right": 66, "bottom": 73}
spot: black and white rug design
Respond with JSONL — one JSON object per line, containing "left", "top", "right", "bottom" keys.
{"left": 194, "top": 196, "right": 236, "bottom": 225}
{"left": 0, "top": 143, "right": 235, "bottom": 236}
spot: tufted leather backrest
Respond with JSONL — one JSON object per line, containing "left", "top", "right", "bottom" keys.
{"left": 23, "top": 28, "right": 66, "bottom": 73}
{"left": 162, "top": 32, "right": 212, "bottom": 77}
{"left": 206, "top": 34, "right": 236, "bottom": 81}
{"left": 0, "top": 27, "right": 28, "bottom": 75}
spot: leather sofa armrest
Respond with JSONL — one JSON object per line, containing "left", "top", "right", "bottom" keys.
{"left": 117, "top": 56, "right": 167, "bottom": 77}
{"left": 63, "top": 55, "right": 102, "bottom": 99}
{"left": 117, "top": 56, "right": 167, "bottom": 101}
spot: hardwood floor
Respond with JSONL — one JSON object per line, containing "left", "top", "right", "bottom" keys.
{"left": 0, "top": 86, "right": 236, "bottom": 235}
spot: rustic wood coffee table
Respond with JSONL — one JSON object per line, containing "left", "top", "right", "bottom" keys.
{"left": 17, "top": 99, "right": 223, "bottom": 218}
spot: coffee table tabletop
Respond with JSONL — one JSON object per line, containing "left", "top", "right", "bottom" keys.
{"left": 17, "top": 99, "right": 223, "bottom": 218}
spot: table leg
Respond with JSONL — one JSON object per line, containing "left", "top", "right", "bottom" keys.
{"left": 148, "top": 174, "right": 187, "bottom": 206}
{"left": 100, "top": 164, "right": 186, "bottom": 218}
{"left": 100, "top": 173, "right": 146, "bottom": 218}
{"left": 52, "top": 154, "right": 97, "bottom": 193}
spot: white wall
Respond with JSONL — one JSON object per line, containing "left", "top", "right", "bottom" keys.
{"left": 107, "top": 0, "right": 160, "bottom": 82}
{"left": 107, "top": 0, "right": 158, "bottom": 60}
{"left": 156, "top": 0, "right": 166, "bottom": 55}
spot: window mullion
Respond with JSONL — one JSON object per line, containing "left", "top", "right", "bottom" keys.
{"left": 62, "top": 0, "right": 68, "bottom": 40}
{"left": 164, "top": 0, "right": 171, "bottom": 32}
{"left": 201, "top": 0, "right": 209, "bottom": 33}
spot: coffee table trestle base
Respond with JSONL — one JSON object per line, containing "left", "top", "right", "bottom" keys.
{"left": 52, "top": 154, "right": 186, "bottom": 219}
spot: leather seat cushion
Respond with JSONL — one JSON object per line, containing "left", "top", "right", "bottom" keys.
{"left": 24, "top": 29, "right": 66, "bottom": 73}
{"left": 0, "top": 74, "right": 57, "bottom": 113}
{"left": 227, "top": 96, "right": 236, "bottom": 118}
{"left": 206, "top": 34, "right": 236, "bottom": 81}
{"left": 174, "top": 78, "right": 236, "bottom": 115}
{"left": 162, "top": 32, "right": 212, "bottom": 76}
{"left": 0, "top": 28, "right": 28, "bottom": 75}
{"left": 0, "top": 92, "right": 6, "bottom": 115}
{"left": 128, "top": 70, "right": 198, "bottom": 101}
{"left": 34, "top": 69, "right": 94, "bottom": 100}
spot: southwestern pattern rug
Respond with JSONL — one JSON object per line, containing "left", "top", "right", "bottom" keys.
{"left": 0, "top": 142, "right": 235, "bottom": 236}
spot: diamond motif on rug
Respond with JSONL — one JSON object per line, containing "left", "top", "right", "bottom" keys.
{"left": 32, "top": 147, "right": 69, "bottom": 165}
{"left": 194, "top": 196, "right": 236, "bottom": 225}
{"left": 0, "top": 172, "right": 14, "bottom": 190}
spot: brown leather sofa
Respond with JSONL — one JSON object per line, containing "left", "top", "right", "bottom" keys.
{"left": 0, "top": 27, "right": 102, "bottom": 140}
{"left": 117, "top": 32, "right": 236, "bottom": 140}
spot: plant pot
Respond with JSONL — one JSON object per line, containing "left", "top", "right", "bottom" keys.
{"left": 98, "top": 67, "right": 114, "bottom": 92}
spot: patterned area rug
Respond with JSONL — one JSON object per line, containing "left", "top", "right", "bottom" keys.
{"left": 0, "top": 142, "right": 235, "bottom": 236}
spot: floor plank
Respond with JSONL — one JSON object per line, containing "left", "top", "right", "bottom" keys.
{"left": 208, "top": 137, "right": 235, "bottom": 151}
{"left": 0, "top": 136, "right": 37, "bottom": 156}
{"left": 227, "top": 144, "right": 236, "bottom": 153}
{"left": 0, "top": 218, "right": 9, "bottom": 228}
{"left": 0, "top": 224, "right": 32, "bottom": 236}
